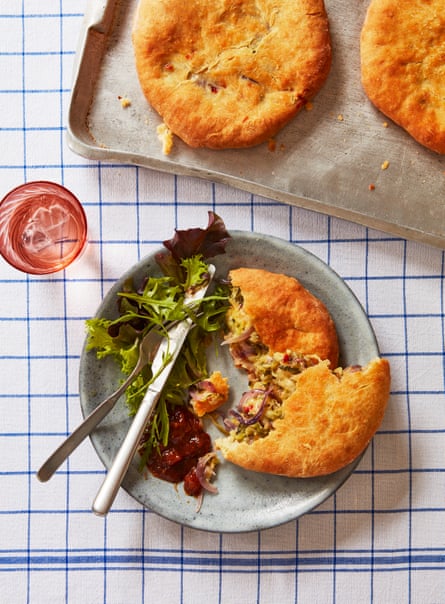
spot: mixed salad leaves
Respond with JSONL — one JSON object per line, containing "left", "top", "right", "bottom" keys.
{"left": 85, "top": 212, "right": 231, "bottom": 474}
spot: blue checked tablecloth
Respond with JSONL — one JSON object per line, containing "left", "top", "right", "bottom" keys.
{"left": 1, "top": 2, "right": 444, "bottom": 603}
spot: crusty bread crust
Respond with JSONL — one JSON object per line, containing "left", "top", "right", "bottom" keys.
{"left": 216, "top": 358, "right": 391, "bottom": 477}
{"left": 132, "top": 0, "right": 331, "bottom": 149}
{"left": 360, "top": 0, "right": 445, "bottom": 154}
{"left": 229, "top": 267, "right": 339, "bottom": 368}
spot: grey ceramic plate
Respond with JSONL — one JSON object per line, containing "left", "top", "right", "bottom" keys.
{"left": 79, "top": 231, "right": 380, "bottom": 532}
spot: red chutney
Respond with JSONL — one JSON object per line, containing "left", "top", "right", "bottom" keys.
{"left": 146, "top": 405, "right": 211, "bottom": 496}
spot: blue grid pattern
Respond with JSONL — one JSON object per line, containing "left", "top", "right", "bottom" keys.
{"left": 1, "top": 2, "right": 445, "bottom": 603}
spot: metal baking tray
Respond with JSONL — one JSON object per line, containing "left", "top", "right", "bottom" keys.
{"left": 67, "top": 0, "right": 445, "bottom": 248}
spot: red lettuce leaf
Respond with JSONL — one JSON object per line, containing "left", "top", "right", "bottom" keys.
{"left": 155, "top": 212, "right": 231, "bottom": 280}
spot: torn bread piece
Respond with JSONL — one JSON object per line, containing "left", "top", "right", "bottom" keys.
{"left": 215, "top": 358, "right": 391, "bottom": 477}
{"left": 225, "top": 267, "right": 339, "bottom": 370}
{"left": 190, "top": 371, "right": 229, "bottom": 417}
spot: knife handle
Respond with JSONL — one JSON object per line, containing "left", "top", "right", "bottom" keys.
{"left": 92, "top": 388, "right": 159, "bottom": 516}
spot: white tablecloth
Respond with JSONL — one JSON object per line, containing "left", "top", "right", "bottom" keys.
{"left": 1, "top": 2, "right": 444, "bottom": 603}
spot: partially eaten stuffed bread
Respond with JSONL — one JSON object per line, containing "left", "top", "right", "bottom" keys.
{"left": 215, "top": 268, "right": 390, "bottom": 478}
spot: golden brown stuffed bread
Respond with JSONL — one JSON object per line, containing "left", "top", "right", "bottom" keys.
{"left": 132, "top": 0, "right": 332, "bottom": 149}
{"left": 360, "top": 0, "right": 445, "bottom": 154}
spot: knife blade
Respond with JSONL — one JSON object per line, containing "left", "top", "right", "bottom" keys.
{"left": 92, "top": 264, "right": 215, "bottom": 516}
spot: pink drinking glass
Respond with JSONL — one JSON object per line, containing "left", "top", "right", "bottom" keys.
{"left": 0, "top": 181, "right": 88, "bottom": 274}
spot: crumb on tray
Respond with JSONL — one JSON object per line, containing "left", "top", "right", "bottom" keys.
{"left": 118, "top": 96, "right": 131, "bottom": 108}
{"left": 157, "top": 123, "right": 174, "bottom": 155}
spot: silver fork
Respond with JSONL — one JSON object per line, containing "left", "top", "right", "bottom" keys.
{"left": 36, "top": 327, "right": 167, "bottom": 483}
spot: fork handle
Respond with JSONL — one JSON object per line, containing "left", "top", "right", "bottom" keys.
{"left": 36, "top": 371, "right": 138, "bottom": 482}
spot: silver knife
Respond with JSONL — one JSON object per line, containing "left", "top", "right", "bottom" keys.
{"left": 92, "top": 264, "right": 215, "bottom": 516}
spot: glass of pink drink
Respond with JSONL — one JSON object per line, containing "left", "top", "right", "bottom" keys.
{"left": 0, "top": 181, "right": 87, "bottom": 274}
